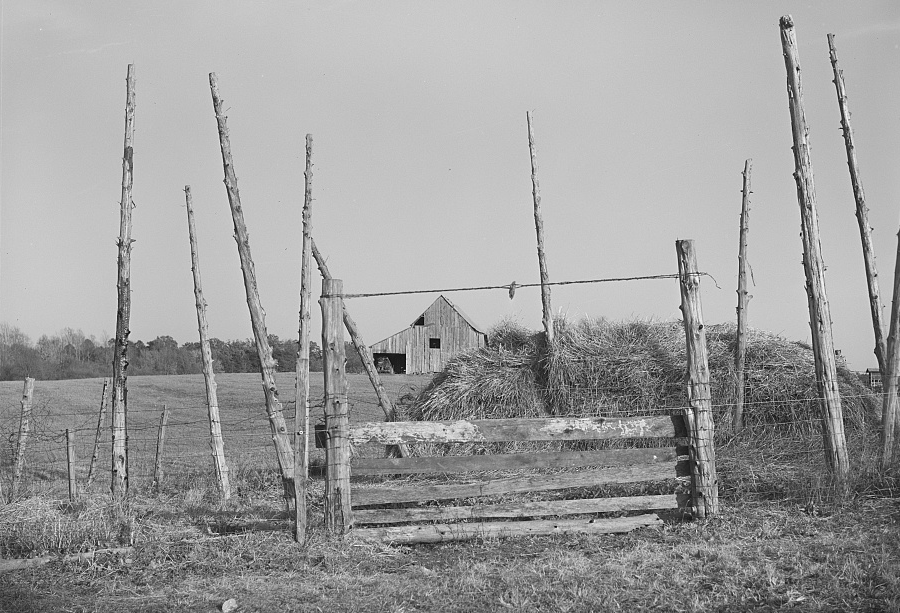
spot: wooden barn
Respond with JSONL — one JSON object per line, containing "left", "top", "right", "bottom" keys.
{"left": 370, "top": 295, "right": 488, "bottom": 374}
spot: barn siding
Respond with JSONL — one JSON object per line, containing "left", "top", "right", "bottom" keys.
{"left": 370, "top": 296, "right": 487, "bottom": 374}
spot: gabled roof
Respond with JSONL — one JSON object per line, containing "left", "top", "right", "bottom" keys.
{"left": 408, "top": 295, "right": 486, "bottom": 334}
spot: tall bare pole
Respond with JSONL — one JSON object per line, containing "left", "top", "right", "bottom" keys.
{"left": 676, "top": 241, "right": 719, "bottom": 518}
{"left": 881, "top": 224, "right": 900, "bottom": 466}
{"left": 828, "top": 33, "right": 886, "bottom": 375}
{"left": 780, "top": 16, "right": 849, "bottom": 488}
{"left": 209, "top": 73, "right": 295, "bottom": 496}
{"left": 111, "top": 64, "right": 136, "bottom": 498}
{"left": 294, "top": 135, "right": 313, "bottom": 543}
{"left": 86, "top": 378, "right": 110, "bottom": 486}
{"left": 527, "top": 111, "right": 554, "bottom": 343}
{"left": 185, "top": 185, "right": 231, "bottom": 501}
{"left": 733, "top": 160, "right": 752, "bottom": 433}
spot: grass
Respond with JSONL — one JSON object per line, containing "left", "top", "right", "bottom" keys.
{"left": 1, "top": 370, "right": 900, "bottom": 611}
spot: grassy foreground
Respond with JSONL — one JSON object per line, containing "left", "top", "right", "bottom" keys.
{"left": 1, "top": 374, "right": 899, "bottom": 611}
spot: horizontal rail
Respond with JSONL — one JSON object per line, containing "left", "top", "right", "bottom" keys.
{"left": 351, "top": 513, "right": 664, "bottom": 544}
{"left": 348, "top": 415, "right": 685, "bottom": 445}
{"left": 353, "top": 493, "right": 677, "bottom": 525}
{"left": 352, "top": 463, "right": 681, "bottom": 506}
{"left": 351, "top": 447, "right": 678, "bottom": 475}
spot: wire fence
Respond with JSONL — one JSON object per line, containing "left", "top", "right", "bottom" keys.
{"left": 0, "top": 375, "right": 894, "bottom": 515}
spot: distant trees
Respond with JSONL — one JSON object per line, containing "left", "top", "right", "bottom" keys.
{"left": 0, "top": 322, "right": 361, "bottom": 380}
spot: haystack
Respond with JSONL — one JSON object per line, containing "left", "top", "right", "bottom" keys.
{"left": 408, "top": 317, "right": 877, "bottom": 432}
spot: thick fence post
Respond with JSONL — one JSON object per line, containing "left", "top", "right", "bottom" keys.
{"left": 86, "top": 379, "right": 110, "bottom": 487}
{"left": 881, "top": 226, "right": 900, "bottom": 466}
{"left": 322, "top": 278, "right": 351, "bottom": 535}
{"left": 10, "top": 377, "right": 35, "bottom": 501}
{"left": 153, "top": 407, "right": 170, "bottom": 492}
{"left": 780, "top": 16, "right": 850, "bottom": 489}
{"left": 111, "top": 63, "right": 136, "bottom": 499}
{"left": 66, "top": 429, "right": 77, "bottom": 502}
{"left": 676, "top": 240, "right": 718, "bottom": 518}
{"left": 527, "top": 111, "right": 554, "bottom": 343}
{"left": 733, "top": 160, "right": 752, "bottom": 433}
{"left": 184, "top": 185, "right": 231, "bottom": 501}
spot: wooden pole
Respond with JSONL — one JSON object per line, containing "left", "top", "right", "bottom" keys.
{"left": 111, "top": 63, "right": 136, "bottom": 498}
{"left": 294, "top": 134, "right": 314, "bottom": 543}
{"left": 780, "top": 16, "right": 850, "bottom": 488}
{"left": 153, "top": 407, "right": 170, "bottom": 492}
{"left": 676, "top": 240, "right": 719, "bottom": 518}
{"left": 209, "top": 73, "right": 295, "bottom": 498}
{"left": 10, "top": 377, "right": 35, "bottom": 501}
{"left": 322, "top": 278, "right": 351, "bottom": 535}
{"left": 311, "top": 239, "right": 410, "bottom": 459}
{"left": 828, "top": 33, "right": 887, "bottom": 376}
{"left": 733, "top": 160, "right": 752, "bottom": 433}
{"left": 881, "top": 224, "right": 900, "bottom": 466}
{"left": 184, "top": 185, "right": 231, "bottom": 501}
{"left": 86, "top": 378, "right": 110, "bottom": 487}
{"left": 526, "top": 111, "right": 554, "bottom": 344}
{"left": 66, "top": 429, "right": 76, "bottom": 502}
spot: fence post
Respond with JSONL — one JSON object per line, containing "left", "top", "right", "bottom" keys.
{"left": 526, "top": 111, "right": 554, "bottom": 343}
{"left": 322, "top": 278, "right": 351, "bottom": 534}
{"left": 111, "top": 63, "right": 136, "bottom": 500}
{"left": 153, "top": 407, "right": 170, "bottom": 492}
{"left": 184, "top": 185, "right": 231, "bottom": 501}
{"left": 10, "top": 377, "right": 35, "bottom": 501}
{"left": 780, "top": 16, "right": 850, "bottom": 489}
{"left": 66, "top": 429, "right": 77, "bottom": 502}
{"left": 86, "top": 378, "right": 110, "bottom": 487}
{"left": 828, "top": 33, "right": 886, "bottom": 376}
{"left": 881, "top": 226, "right": 900, "bottom": 466}
{"left": 294, "top": 134, "right": 314, "bottom": 543}
{"left": 676, "top": 240, "right": 719, "bottom": 518}
{"left": 209, "top": 72, "right": 295, "bottom": 501}
{"left": 733, "top": 160, "right": 752, "bottom": 434}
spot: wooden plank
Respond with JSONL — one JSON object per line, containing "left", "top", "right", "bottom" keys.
{"left": 351, "top": 513, "right": 663, "bottom": 545}
{"left": 352, "top": 447, "right": 677, "bottom": 475}
{"left": 349, "top": 415, "right": 681, "bottom": 445}
{"left": 352, "top": 463, "right": 674, "bottom": 506}
{"left": 354, "top": 494, "right": 677, "bottom": 525}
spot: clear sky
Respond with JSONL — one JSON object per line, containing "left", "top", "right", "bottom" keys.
{"left": 1, "top": 1, "right": 898, "bottom": 371}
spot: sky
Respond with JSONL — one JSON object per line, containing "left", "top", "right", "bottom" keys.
{"left": 1, "top": 1, "right": 899, "bottom": 372}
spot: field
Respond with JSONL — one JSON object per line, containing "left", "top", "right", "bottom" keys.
{"left": 1, "top": 373, "right": 899, "bottom": 612}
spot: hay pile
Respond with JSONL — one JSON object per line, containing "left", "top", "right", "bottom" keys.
{"left": 408, "top": 317, "right": 877, "bottom": 432}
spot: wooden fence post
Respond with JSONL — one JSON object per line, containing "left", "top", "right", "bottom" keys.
{"left": 86, "top": 379, "right": 110, "bottom": 487}
{"left": 66, "top": 429, "right": 76, "bottom": 502}
{"left": 527, "top": 111, "right": 554, "bottom": 343}
{"left": 733, "top": 160, "right": 752, "bottom": 433}
{"left": 828, "top": 33, "right": 887, "bottom": 376}
{"left": 10, "top": 377, "right": 35, "bottom": 501}
{"left": 311, "top": 238, "right": 410, "bottom": 459}
{"left": 676, "top": 240, "right": 719, "bottom": 518}
{"left": 881, "top": 225, "right": 900, "bottom": 466}
{"left": 209, "top": 72, "right": 295, "bottom": 500}
{"left": 153, "top": 407, "right": 170, "bottom": 492}
{"left": 294, "top": 134, "right": 314, "bottom": 543}
{"left": 184, "top": 185, "right": 231, "bottom": 501}
{"left": 111, "top": 63, "right": 136, "bottom": 499}
{"left": 780, "top": 16, "right": 850, "bottom": 489}
{"left": 322, "top": 278, "right": 351, "bottom": 535}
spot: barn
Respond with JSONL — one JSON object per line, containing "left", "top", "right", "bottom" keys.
{"left": 370, "top": 295, "right": 488, "bottom": 374}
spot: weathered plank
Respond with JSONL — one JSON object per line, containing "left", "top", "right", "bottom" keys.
{"left": 351, "top": 447, "right": 677, "bottom": 475}
{"left": 352, "top": 463, "right": 675, "bottom": 506}
{"left": 351, "top": 513, "right": 663, "bottom": 545}
{"left": 349, "top": 415, "right": 681, "bottom": 445}
{"left": 353, "top": 494, "right": 677, "bottom": 524}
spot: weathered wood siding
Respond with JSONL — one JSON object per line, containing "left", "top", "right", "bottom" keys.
{"left": 370, "top": 296, "right": 487, "bottom": 374}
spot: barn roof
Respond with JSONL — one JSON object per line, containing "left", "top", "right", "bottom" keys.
{"left": 409, "top": 295, "right": 487, "bottom": 335}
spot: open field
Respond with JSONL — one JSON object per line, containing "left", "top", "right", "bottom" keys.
{"left": 1, "top": 374, "right": 899, "bottom": 611}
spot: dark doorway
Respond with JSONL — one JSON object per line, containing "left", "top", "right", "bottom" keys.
{"left": 374, "top": 352, "right": 406, "bottom": 374}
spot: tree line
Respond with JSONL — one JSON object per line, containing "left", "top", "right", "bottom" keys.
{"left": 0, "top": 323, "right": 365, "bottom": 381}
